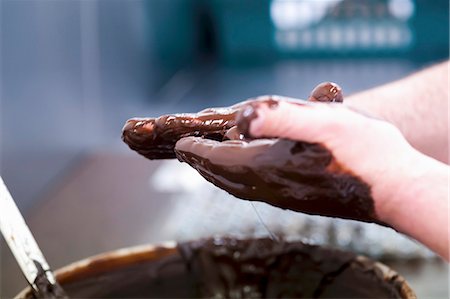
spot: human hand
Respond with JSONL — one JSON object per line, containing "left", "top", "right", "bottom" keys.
{"left": 181, "top": 97, "right": 448, "bottom": 260}
{"left": 122, "top": 83, "right": 387, "bottom": 223}
{"left": 122, "top": 82, "right": 342, "bottom": 160}
{"left": 122, "top": 82, "right": 449, "bottom": 258}
{"left": 173, "top": 98, "right": 419, "bottom": 225}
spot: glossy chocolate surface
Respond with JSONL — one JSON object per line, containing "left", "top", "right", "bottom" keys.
{"left": 178, "top": 238, "right": 408, "bottom": 298}
{"left": 122, "top": 82, "right": 380, "bottom": 223}
{"left": 122, "top": 105, "right": 244, "bottom": 159}
{"left": 21, "top": 238, "right": 414, "bottom": 299}
{"left": 121, "top": 83, "right": 343, "bottom": 159}
{"left": 175, "top": 137, "right": 379, "bottom": 223}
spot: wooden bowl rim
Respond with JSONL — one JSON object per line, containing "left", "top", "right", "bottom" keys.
{"left": 15, "top": 239, "right": 416, "bottom": 299}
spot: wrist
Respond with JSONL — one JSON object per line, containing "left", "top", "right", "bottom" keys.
{"left": 345, "top": 93, "right": 388, "bottom": 121}
{"left": 374, "top": 149, "right": 435, "bottom": 222}
{"left": 374, "top": 149, "right": 449, "bottom": 259}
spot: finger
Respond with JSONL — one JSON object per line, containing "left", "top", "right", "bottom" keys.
{"left": 308, "top": 82, "right": 344, "bottom": 103}
{"left": 175, "top": 136, "right": 280, "bottom": 200}
{"left": 223, "top": 126, "right": 243, "bottom": 141}
{"left": 122, "top": 107, "right": 240, "bottom": 159}
{"left": 175, "top": 136, "right": 276, "bottom": 167}
{"left": 237, "top": 99, "right": 364, "bottom": 145}
{"left": 122, "top": 118, "right": 176, "bottom": 159}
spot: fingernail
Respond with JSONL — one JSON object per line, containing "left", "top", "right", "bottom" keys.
{"left": 122, "top": 119, "right": 138, "bottom": 133}
{"left": 309, "top": 82, "right": 344, "bottom": 103}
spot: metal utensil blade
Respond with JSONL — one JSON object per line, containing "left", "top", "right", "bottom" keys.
{"left": 0, "top": 176, "right": 56, "bottom": 293}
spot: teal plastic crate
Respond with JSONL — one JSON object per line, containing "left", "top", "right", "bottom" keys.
{"left": 146, "top": 0, "right": 199, "bottom": 68}
{"left": 146, "top": 0, "right": 448, "bottom": 66}
{"left": 208, "top": 0, "right": 449, "bottom": 64}
{"left": 209, "top": 0, "right": 276, "bottom": 64}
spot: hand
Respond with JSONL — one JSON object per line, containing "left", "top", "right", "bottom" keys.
{"left": 122, "top": 102, "right": 250, "bottom": 159}
{"left": 177, "top": 98, "right": 448, "bottom": 260}
{"left": 173, "top": 98, "right": 417, "bottom": 225}
{"left": 122, "top": 83, "right": 387, "bottom": 223}
{"left": 122, "top": 82, "right": 449, "bottom": 259}
{"left": 121, "top": 82, "right": 342, "bottom": 160}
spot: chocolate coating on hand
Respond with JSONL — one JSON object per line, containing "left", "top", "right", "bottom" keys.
{"left": 122, "top": 82, "right": 380, "bottom": 223}
{"left": 121, "top": 83, "right": 340, "bottom": 159}
{"left": 122, "top": 107, "right": 240, "bottom": 159}
{"left": 309, "top": 82, "right": 343, "bottom": 103}
{"left": 175, "top": 137, "right": 380, "bottom": 223}
{"left": 236, "top": 98, "right": 280, "bottom": 138}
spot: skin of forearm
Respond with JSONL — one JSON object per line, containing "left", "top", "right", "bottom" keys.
{"left": 377, "top": 150, "right": 449, "bottom": 260}
{"left": 346, "top": 61, "right": 449, "bottom": 164}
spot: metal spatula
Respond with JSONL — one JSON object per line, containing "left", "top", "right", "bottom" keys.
{"left": 0, "top": 177, "right": 68, "bottom": 298}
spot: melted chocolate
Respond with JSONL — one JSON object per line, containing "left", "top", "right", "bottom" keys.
{"left": 122, "top": 106, "right": 244, "bottom": 159}
{"left": 20, "top": 238, "right": 414, "bottom": 299}
{"left": 122, "top": 82, "right": 380, "bottom": 224}
{"left": 175, "top": 137, "right": 379, "bottom": 223}
{"left": 236, "top": 98, "right": 280, "bottom": 137}
{"left": 121, "top": 83, "right": 342, "bottom": 159}
{"left": 31, "top": 261, "right": 69, "bottom": 299}
{"left": 178, "top": 238, "right": 407, "bottom": 298}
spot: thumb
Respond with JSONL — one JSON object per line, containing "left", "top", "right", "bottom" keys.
{"left": 236, "top": 97, "right": 358, "bottom": 144}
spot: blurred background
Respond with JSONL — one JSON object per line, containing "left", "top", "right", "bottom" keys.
{"left": 0, "top": 0, "right": 448, "bottom": 297}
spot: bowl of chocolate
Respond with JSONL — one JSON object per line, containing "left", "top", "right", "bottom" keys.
{"left": 16, "top": 237, "right": 416, "bottom": 299}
